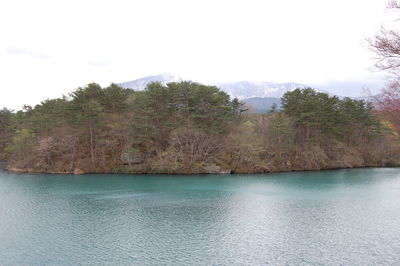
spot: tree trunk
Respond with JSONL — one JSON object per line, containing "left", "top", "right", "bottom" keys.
{"left": 90, "top": 122, "right": 95, "bottom": 168}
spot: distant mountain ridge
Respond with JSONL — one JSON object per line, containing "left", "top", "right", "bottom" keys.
{"left": 120, "top": 73, "right": 361, "bottom": 112}
{"left": 119, "top": 73, "right": 182, "bottom": 91}
{"left": 118, "top": 73, "right": 309, "bottom": 100}
{"left": 242, "top": 97, "right": 282, "bottom": 113}
{"left": 215, "top": 81, "right": 306, "bottom": 99}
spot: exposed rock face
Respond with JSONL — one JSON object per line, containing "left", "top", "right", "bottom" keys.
{"left": 73, "top": 168, "right": 85, "bottom": 175}
{"left": 203, "top": 163, "right": 231, "bottom": 174}
{"left": 4, "top": 143, "right": 399, "bottom": 175}
{"left": 120, "top": 148, "right": 145, "bottom": 165}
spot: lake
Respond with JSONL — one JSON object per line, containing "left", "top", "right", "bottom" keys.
{"left": 0, "top": 168, "right": 399, "bottom": 265}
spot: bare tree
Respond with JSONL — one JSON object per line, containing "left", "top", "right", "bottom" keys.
{"left": 369, "top": 1, "right": 400, "bottom": 73}
{"left": 388, "top": 0, "right": 400, "bottom": 9}
{"left": 369, "top": 0, "right": 400, "bottom": 129}
{"left": 369, "top": 29, "right": 400, "bottom": 73}
{"left": 373, "top": 82, "right": 400, "bottom": 130}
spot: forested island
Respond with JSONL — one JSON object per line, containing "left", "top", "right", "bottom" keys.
{"left": 0, "top": 82, "right": 399, "bottom": 174}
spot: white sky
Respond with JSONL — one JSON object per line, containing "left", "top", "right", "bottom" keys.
{"left": 0, "top": 0, "right": 392, "bottom": 109}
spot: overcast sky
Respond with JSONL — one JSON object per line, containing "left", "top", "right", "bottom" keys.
{"left": 0, "top": 0, "right": 393, "bottom": 109}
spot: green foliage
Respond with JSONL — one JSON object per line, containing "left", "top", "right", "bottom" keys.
{"left": 0, "top": 108, "right": 16, "bottom": 157}
{"left": 101, "top": 84, "right": 132, "bottom": 113}
{"left": 2, "top": 82, "right": 398, "bottom": 173}
{"left": 129, "top": 81, "right": 244, "bottom": 152}
{"left": 265, "top": 112, "right": 295, "bottom": 150}
{"left": 267, "top": 103, "right": 279, "bottom": 115}
{"left": 67, "top": 84, "right": 104, "bottom": 126}
{"left": 30, "top": 98, "right": 69, "bottom": 133}
{"left": 187, "top": 82, "right": 238, "bottom": 133}
{"left": 5, "top": 129, "right": 35, "bottom": 158}
{"left": 0, "top": 108, "right": 15, "bottom": 133}
{"left": 69, "top": 83, "right": 104, "bottom": 103}
{"left": 282, "top": 88, "right": 383, "bottom": 144}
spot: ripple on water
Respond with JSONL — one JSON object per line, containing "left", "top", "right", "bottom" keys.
{"left": 0, "top": 168, "right": 399, "bottom": 264}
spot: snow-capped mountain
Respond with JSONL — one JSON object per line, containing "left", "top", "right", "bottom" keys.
{"left": 119, "top": 73, "right": 183, "bottom": 91}
{"left": 215, "top": 81, "right": 307, "bottom": 99}
{"left": 118, "top": 73, "right": 308, "bottom": 99}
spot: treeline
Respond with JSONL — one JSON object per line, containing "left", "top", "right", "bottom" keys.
{"left": 0, "top": 82, "right": 399, "bottom": 174}
{"left": 281, "top": 88, "right": 383, "bottom": 145}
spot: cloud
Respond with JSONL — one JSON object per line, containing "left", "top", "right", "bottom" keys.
{"left": 88, "top": 61, "right": 110, "bottom": 67}
{"left": 6, "top": 46, "right": 51, "bottom": 59}
{"left": 310, "top": 73, "right": 387, "bottom": 97}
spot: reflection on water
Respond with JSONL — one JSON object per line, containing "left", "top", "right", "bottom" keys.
{"left": 0, "top": 168, "right": 399, "bottom": 264}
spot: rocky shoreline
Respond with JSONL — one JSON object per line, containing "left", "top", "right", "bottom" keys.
{"left": 4, "top": 162, "right": 395, "bottom": 175}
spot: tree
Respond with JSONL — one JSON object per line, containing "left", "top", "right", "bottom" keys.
{"left": 1, "top": 79, "right": 397, "bottom": 173}
{"left": 129, "top": 81, "right": 244, "bottom": 155}
{"left": 30, "top": 97, "right": 69, "bottom": 134}
{"left": 0, "top": 108, "right": 14, "bottom": 134}
{"left": 69, "top": 83, "right": 104, "bottom": 104}
{"left": 267, "top": 103, "right": 278, "bottom": 115}
{"left": 264, "top": 113, "right": 295, "bottom": 157}
{"left": 169, "top": 125, "right": 221, "bottom": 165}
{"left": 101, "top": 84, "right": 131, "bottom": 113}
{"left": 369, "top": 0, "right": 400, "bottom": 130}
{"left": 5, "top": 129, "right": 35, "bottom": 159}
{"left": 373, "top": 83, "right": 400, "bottom": 130}
{"left": 369, "top": 0, "right": 400, "bottom": 74}
{"left": 142, "top": 82, "right": 177, "bottom": 152}
{"left": 129, "top": 91, "right": 157, "bottom": 152}
{"left": 337, "top": 98, "right": 381, "bottom": 144}
{"left": 0, "top": 108, "right": 15, "bottom": 158}
{"left": 281, "top": 88, "right": 340, "bottom": 144}
{"left": 189, "top": 83, "right": 237, "bottom": 133}
{"left": 69, "top": 84, "right": 104, "bottom": 168}
{"left": 281, "top": 88, "right": 382, "bottom": 145}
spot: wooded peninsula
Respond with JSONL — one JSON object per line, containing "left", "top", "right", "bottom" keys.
{"left": 1, "top": 82, "right": 399, "bottom": 174}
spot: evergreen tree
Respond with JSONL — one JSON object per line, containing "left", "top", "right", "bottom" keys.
{"left": 101, "top": 83, "right": 131, "bottom": 113}
{"left": 267, "top": 103, "right": 278, "bottom": 115}
{"left": 68, "top": 83, "right": 105, "bottom": 168}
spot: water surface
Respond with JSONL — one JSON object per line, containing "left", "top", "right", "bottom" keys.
{"left": 0, "top": 168, "right": 400, "bottom": 265}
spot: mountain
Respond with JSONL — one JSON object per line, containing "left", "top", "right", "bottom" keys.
{"left": 215, "top": 81, "right": 306, "bottom": 99}
{"left": 242, "top": 97, "right": 281, "bottom": 113}
{"left": 119, "top": 73, "right": 182, "bottom": 91}
{"left": 118, "top": 73, "right": 307, "bottom": 100}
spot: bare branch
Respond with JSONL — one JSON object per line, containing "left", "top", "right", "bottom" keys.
{"left": 388, "top": 0, "right": 400, "bottom": 9}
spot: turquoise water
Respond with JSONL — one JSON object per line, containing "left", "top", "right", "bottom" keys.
{"left": 0, "top": 168, "right": 400, "bottom": 265}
